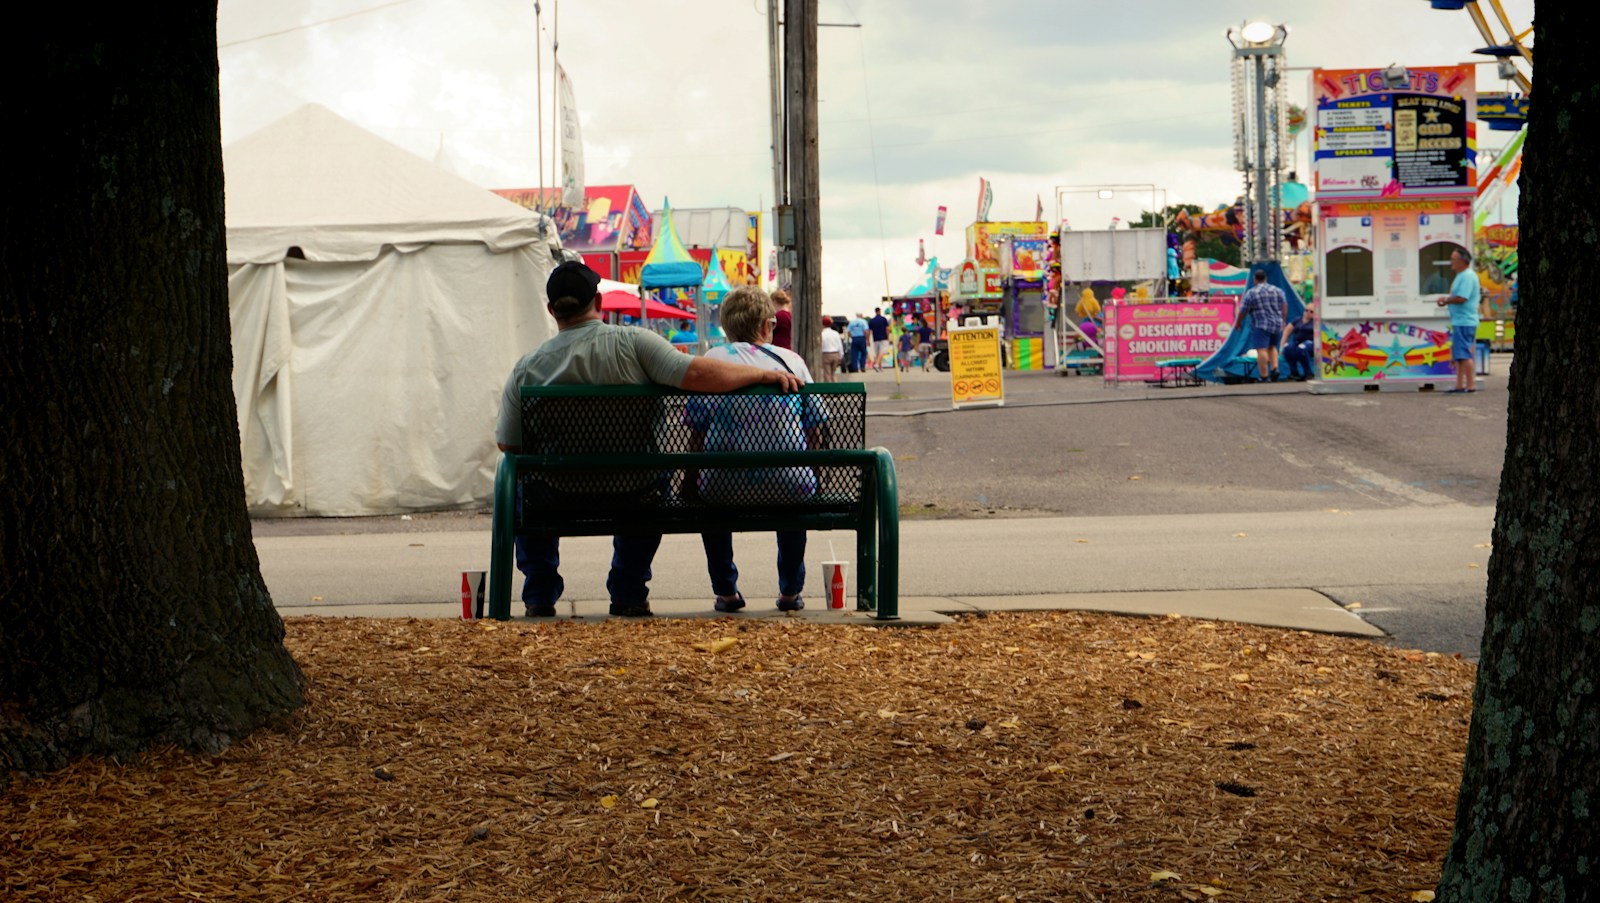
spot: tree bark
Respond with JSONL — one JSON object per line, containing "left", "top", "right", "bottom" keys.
{"left": 0, "top": 8, "right": 304, "bottom": 777}
{"left": 1436, "top": 9, "right": 1599, "bottom": 898}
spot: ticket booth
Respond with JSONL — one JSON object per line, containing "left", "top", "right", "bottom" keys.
{"left": 1311, "top": 64, "right": 1477, "bottom": 389}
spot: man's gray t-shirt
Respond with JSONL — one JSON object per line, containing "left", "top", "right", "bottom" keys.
{"left": 496, "top": 320, "right": 692, "bottom": 448}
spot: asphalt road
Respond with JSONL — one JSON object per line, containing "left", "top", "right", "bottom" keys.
{"left": 255, "top": 356, "right": 1512, "bottom": 658}
{"left": 868, "top": 367, "right": 1505, "bottom": 518}
{"left": 862, "top": 362, "right": 1507, "bottom": 657}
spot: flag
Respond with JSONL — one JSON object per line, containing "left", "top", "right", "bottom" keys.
{"left": 916, "top": 239, "right": 927, "bottom": 267}
{"left": 977, "top": 178, "right": 993, "bottom": 222}
{"left": 1035, "top": 194, "right": 1043, "bottom": 222}
{"left": 935, "top": 205, "right": 948, "bottom": 236}
{"left": 556, "top": 63, "right": 585, "bottom": 208}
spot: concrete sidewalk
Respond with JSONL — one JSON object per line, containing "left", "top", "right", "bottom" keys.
{"left": 253, "top": 506, "right": 1496, "bottom": 639}
{"left": 278, "top": 588, "right": 1380, "bottom": 637}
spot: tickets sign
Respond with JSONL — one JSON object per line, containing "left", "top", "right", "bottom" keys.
{"left": 1312, "top": 65, "right": 1476, "bottom": 200}
{"left": 948, "top": 325, "right": 1005, "bottom": 409}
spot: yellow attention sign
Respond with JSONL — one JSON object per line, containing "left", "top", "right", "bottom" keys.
{"left": 948, "top": 326, "right": 1005, "bottom": 409}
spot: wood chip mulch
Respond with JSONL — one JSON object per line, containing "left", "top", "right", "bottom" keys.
{"left": 3, "top": 612, "right": 1476, "bottom": 901}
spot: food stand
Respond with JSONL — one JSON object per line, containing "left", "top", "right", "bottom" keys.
{"left": 966, "top": 221, "right": 1051, "bottom": 369}
{"left": 1309, "top": 64, "right": 1477, "bottom": 390}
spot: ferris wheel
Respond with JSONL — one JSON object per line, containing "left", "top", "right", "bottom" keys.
{"left": 1428, "top": 3, "right": 1531, "bottom": 286}
{"left": 1428, "top": 0, "right": 1532, "bottom": 93}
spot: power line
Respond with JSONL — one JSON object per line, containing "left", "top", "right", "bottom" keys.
{"left": 219, "top": 0, "right": 415, "bottom": 49}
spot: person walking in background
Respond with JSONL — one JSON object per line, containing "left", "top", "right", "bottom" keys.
{"left": 915, "top": 318, "right": 935, "bottom": 371}
{"left": 897, "top": 327, "right": 915, "bottom": 372}
{"left": 846, "top": 312, "right": 869, "bottom": 373}
{"left": 1437, "top": 249, "right": 1482, "bottom": 394}
{"left": 495, "top": 262, "right": 801, "bottom": 619}
{"left": 868, "top": 307, "right": 891, "bottom": 371}
{"left": 686, "top": 286, "right": 821, "bottom": 613}
{"left": 771, "top": 288, "right": 793, "bottom": 350}
{"left": 819, "top": 316, "right": 843, "bottom": 382}
{"left": 1234, "top": 269, "right": 1287, "bottom": 382}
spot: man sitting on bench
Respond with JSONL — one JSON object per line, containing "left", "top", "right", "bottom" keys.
{"left": 494, "top": 261, "right": 802, "bottom": 619}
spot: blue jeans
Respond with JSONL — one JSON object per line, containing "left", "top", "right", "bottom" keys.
{"left": 849, "top": 336, "right": 868, "bottom": 372}
{"left": 515, "top": 480, "right": 664, "bottom": 608}
{"left": 1283, "top": 340, "right": 1314, "bottom": 378}
{"left": 700, "top": 530, "right": 807, "bottom": 599}
{"left": 516, "top": 533, "right": 662, "bottom": 608}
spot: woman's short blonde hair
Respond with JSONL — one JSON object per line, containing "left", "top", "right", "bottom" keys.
{"left": 720, "top": 286, "right": 775, "bottom": 343}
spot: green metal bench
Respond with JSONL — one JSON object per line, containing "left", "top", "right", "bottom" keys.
{"left": 487, "top": 383, "right": 900, "bottom": 620}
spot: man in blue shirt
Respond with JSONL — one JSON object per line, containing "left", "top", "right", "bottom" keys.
{"left": 1437, "top": 249, "right": 1482, "bottom": 393}
{"left": 845, "top": 312, "right": 870, "bottom": 373}
{"left": 1234, "top": 269, "right": 1287, "bottom": 382}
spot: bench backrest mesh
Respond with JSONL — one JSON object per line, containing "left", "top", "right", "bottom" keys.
{"left": 517, "top": 385, "right": 868, "bottom": 516}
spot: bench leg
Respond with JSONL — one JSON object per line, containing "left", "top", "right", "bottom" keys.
{"left": 857, "top": 472, "right": 877, "bottom": 614}
{"left": 488, "top": 455, "right": 517, "bottom": 620}
{"left": 872, "top": 448, "right": 900, "bottom": 621}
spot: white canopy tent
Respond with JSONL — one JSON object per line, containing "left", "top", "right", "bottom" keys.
{"left": 225, "top": 103, "right": 558, "bottom": 516}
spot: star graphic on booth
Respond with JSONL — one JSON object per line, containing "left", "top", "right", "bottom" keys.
{"left": 1424, "top": 109, "right": 1442, "bottom": 123}
{"left": 1358, "top": 321, "right": 1375, "bottom": 336}
{"left": 1382, "top": 336, "right": 1411, "bottom": 368}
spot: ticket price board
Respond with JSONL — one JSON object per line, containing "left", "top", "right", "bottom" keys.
{"left": 948, "top": 325, "right": 1005, "bottom": 409}
{"left": 1311, "top": 65, "right": 1475, "bottom": 199}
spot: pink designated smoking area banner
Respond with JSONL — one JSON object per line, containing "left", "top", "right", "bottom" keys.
{"left": 1103, "top": 301, "right": 1236, "bottom": 382}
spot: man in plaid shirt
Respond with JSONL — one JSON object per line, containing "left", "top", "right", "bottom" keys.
{"left": 1234, "top": 269, "right": 1288, "bottom": 382}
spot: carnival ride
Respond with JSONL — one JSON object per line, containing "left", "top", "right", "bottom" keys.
{"left": 1431, "top": 0, "right": 1531, "bottom": 349}
{"left": 1169, "top": 195, "right": 1314, "bottom": 270}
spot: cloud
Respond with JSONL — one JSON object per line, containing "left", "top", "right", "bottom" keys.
{"left": 218, "top": 0, "right": 1532, "bottom": 304}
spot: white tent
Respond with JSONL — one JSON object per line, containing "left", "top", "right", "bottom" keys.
{"left": 225, "top": 103, "right": 558, "bottom": 516}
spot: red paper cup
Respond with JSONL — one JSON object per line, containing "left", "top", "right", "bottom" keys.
{"left": 823, "top": 561, "right": 848, "bottom": 609}
{"left": 461, "top": 570, "right": 485, "bottom": 619}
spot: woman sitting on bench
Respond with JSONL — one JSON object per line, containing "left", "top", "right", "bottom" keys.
{"left": 685, "top": 286, "right": 823, "bottom": 613}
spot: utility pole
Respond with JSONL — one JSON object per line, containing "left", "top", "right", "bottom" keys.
{"left": 768, "top": 0, "right": 784, "bottom": 240}
{"left": 783, "top": 0, "right": 821, "bottom": 371}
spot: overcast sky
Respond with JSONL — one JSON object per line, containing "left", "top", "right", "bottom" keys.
{"left": 218, "top": 0, "right": 1531, "bottom": 314}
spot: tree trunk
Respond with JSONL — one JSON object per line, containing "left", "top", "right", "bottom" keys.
{"left": 0, "top": 8, "right": 304, "bottom": 777}
{"left": 1436, "top": 9, "right": 1599, "bottom": 898}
